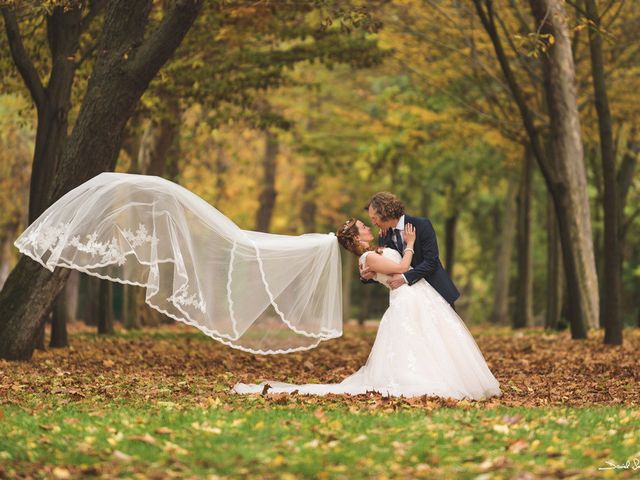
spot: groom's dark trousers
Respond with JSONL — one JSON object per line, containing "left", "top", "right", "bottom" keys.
{"left": 362, "top": 215, "right": 460, "bottom": 307}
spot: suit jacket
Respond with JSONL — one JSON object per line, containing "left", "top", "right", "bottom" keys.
{"left": 382, "top": 214, "right": 460, "bottom": 305}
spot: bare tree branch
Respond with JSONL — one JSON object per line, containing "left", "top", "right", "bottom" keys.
{"left": 76, "top": 41, "right": 97, "bottom": 67}
{"left": 565, "top": 0, "right": 588, "bottom": 17}
{"left": 602, "top": 0, "right": 626, "bottom": 27}
{"left": 621, "top": 207, "right": 640, "bottom": 240}
{"left": 493, "top": 7, "right": 544, "bottom": 87}
{"left": 471, "top": 0, "right": 553, "bottom": 183}
{"left": 617, "top": 132, "right": 639, "bottom": 209}
{"left": 128, "top": 0, "right": 203, "bottom": 81}
{"left": 1, "top": 7, "right": 46, "bottom": 109}
{"left": 81, "top": 0, "right": 107, "bottom": 32}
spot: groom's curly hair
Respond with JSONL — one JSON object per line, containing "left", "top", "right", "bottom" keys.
{"left": 336, "top": 219, "right": 382, "bottom": 257}
{"left": 364, "top": 192, "right": 405, "bottom": 221}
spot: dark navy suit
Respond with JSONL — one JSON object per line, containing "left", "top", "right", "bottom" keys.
{"left": 379, "top": 215, "right": 460, "bottom": 306}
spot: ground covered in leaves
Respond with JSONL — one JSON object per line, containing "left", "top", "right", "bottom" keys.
{"left": 0, "top": 323, "right": 639, "bottom": 479}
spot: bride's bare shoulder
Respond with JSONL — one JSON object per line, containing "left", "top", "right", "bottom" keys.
{"left": 360, "top": 250, "right": 376, "bottom": 259}
{"left": 360, "top": 249, "right": 384, "bottom": 264}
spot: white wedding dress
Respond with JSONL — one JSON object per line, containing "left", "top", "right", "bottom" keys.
{"left": 233, "top": 248, "right": 502, "bottom": 400}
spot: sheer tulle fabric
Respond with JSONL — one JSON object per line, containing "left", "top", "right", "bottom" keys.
{"left": 14, "top": 172, "right": 342, "bottom": 354}
{"left": 233, "top": 248, "right": 502, "bottom": 399}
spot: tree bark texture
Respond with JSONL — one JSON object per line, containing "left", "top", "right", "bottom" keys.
{"left": 444, "top": 213, "right": 458, "bottom": 275}
{"left": 98, "top": 280, "right": 114, "bottom": 334}
{"left": 301, "top": 166, "right": 318, "bottom": 233}
{"left": 255, "top": 130, "right": 279, "bottom": 232}
{"left": 50, "top": 288, "right": 70, "bottom": 348}
{"left": 514, "top": 147, "right": 533, "bottom": 329}
{"left": 490, "top": 174, "right": 518, "bottom": 325}
{"left": 585, "top": 0, "right": 622, "bottom": 344}
{"left": 545, "top": 192, "right": 564, "bottom": 329}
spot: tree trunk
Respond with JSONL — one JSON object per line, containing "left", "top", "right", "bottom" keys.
{"left": 490, "top": 174, "right": 518, "bottom": 325}
{"left": 121, "top": 117, "right": 143, "bottom": 173}
{"left": 545, "top": 192, "right": 563, "bottom": 330}
{"left": 514, "top": 147, "right": 533, "bottom": 329}
{"left": 444, "top": 213, "right": 458, "bottom": 275}
{"left": 637, "top": 284, "right": 640, "bottom": 328}
{"left": 82, "top": 275, "right": 100, "bottom": 326}
{"left": 165, "top": 143, "right": 181, "bottom": 183}
{"left": 617, "top": 130, "right": 639, "bottom": 221}
{"left": 420, "top": 188, "right": 431, "bottom": 218}
{"left": 300, "top": 97, "right": 320, "bottom": 233}
{"left": 98, "top": 280, "right": 114, "bottom": 334}
{"left": 527, "top": 0, "right": 598, "bottom": 338}
{"left": 0, "top": 236, "right": 14, "bottom": 289}
{"left": 134, "top": 287, "right": 163, "bottom": 327}
{"left": 617, "top": 131, "right": 639, "bottom": 323}
{"left": 0, "top": 0, "right": 202, "bottom": 360}
{"left": 473, "top": 0, "right": 599, "bottom": 337}
{"left": 34, "top": 321, "right": 46, "bottom": 351}
{"left": 138, "top": 96, "right": 180, "bottom": 178}
{"left": 301, "top": 167, "right": 318, "bottom": 233}
{"left": 585, "top": 0, "right": 622, "bottom": 344}
{"left": 50, "top": 289, "right": 69, "bottom": 348}
{"left": 255, "top": 130, "right": 279, "bottom": 232}
{"left": 213, "top": 142, "right": 228, "bottom": 204}
{"left": 587, "top": 145, "right": 605, "bottom": 327}
{"left": 50, "top": 269, "right": 79, "bottom": 347}
{"left": 165, "top": 117, "right": 182, "bottom": 184}
{"left": 0, "top": 256, "right": 70, "bottom": 359}
{"left": 635, "top": 270, "right": 640, "bottom": 328}
{"left": 67, "top": 270, "right": 80, "bottom": 321}
{"left": 123, "top": 284, "right": 141, "bottom": 330}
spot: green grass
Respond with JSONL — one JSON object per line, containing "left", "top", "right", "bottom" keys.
{"left": 2, "top": 324, "right": 638, "bottom": 478}
{"left": 1, "top": 397, "right": 638, "bottom": 479}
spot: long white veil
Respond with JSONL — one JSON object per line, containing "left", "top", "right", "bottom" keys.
{"left": 14, "top": 172, "right": 343, "bottom": 354}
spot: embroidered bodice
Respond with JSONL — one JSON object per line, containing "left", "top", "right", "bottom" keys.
{"left": 359, "top": 247, "right": 403, "bottom": 289}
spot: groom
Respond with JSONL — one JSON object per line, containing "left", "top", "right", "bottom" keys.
{"left": 360, "top": 192, "right": 460, "bottom": 308}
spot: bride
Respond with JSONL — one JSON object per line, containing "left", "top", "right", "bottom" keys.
{"left": 233, "top": 218, "right": 502, "bottom": 400}
{"left": 15, "top": 172, "right": 500, "bottom": 400}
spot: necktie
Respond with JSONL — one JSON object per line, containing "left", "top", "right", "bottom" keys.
{"left": 394, "top": 228, "right": 404, "bottom": 254}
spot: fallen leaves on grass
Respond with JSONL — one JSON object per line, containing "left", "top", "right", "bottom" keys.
{"left": 0, "top": 323, "right": 638, "bottom": 410}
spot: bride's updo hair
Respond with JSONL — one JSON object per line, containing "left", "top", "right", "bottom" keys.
{"left": 336, "top": 218, "right": 382, "bottom": 257}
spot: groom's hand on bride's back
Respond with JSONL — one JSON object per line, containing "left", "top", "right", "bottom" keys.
{"left": 387, "top": 274, "right": 406, "bottom": 290}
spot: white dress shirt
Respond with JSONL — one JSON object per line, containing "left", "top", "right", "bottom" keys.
{"left": 392, "top": 215, "right": 409, "bottom": 284}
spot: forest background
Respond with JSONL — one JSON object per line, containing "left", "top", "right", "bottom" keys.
{"left": 0, "top": 0, "right": 638, "bottom": 342}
